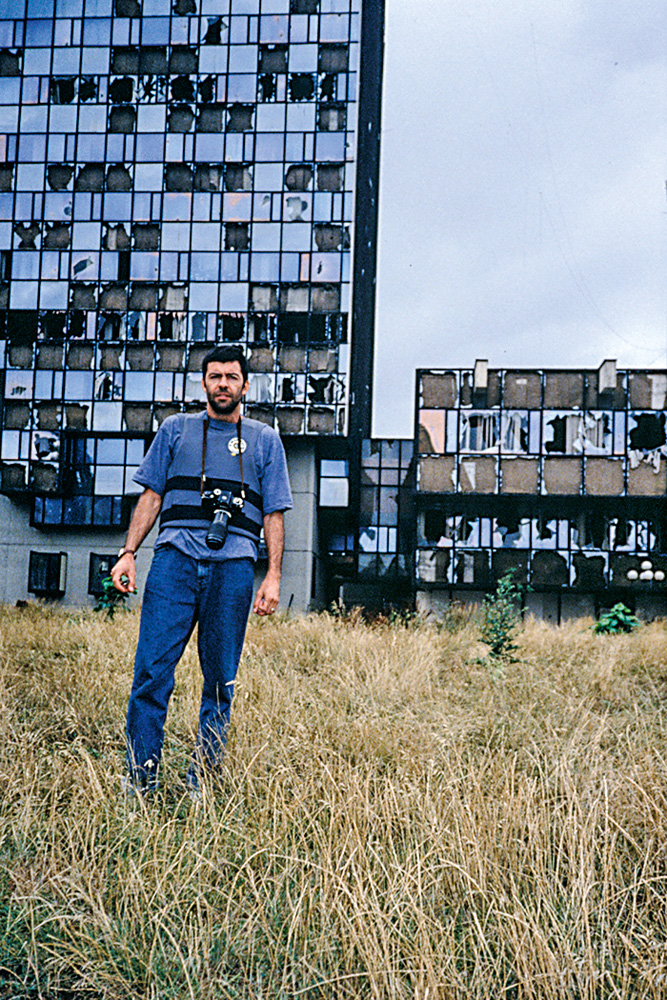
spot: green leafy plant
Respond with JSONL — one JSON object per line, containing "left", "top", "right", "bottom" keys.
{"left": 93, "top": 576, "right": 135, "bottom": 619}
{"left": 593, "top": 603, "right": 641, "bottom": 635}
{"left": 480, "top": 569, "right": 524, "bottom": 662}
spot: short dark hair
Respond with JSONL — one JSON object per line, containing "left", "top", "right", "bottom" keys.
{"left": 202, "top": 344, "right": 248, "bottom": 382}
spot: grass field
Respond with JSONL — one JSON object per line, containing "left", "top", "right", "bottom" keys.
{"left": 1, "top": 603, "right": 667, "bottom": 999}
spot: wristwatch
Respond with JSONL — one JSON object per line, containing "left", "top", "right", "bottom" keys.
{"left": 117, "top": 547, "right": 136, "bottom": 558}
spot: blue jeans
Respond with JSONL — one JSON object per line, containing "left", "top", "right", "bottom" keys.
{"left": 126, "top": 545, "right": 254, "bottom": 790}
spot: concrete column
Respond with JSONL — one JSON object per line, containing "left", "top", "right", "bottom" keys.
{"left": 272, "top": 439, "right": 317, "bottom": 614}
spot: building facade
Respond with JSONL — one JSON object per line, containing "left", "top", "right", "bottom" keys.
{"left": 415, "top": 361, "right": 667, "bottom": 621}
{"left": 0, "top": 0, "right": 383, "bottom": 608}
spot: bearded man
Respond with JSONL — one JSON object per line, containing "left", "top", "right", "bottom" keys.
{"left": 111, "top": 344, "right": 292, "bottom": 795}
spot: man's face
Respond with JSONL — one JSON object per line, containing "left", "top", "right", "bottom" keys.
{"left": 202, "top": 361, "right": 248, "bottom": 417}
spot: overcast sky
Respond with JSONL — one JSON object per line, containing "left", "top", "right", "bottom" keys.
{"left": 373, "top": 0, "right": 667, "bottom": 437}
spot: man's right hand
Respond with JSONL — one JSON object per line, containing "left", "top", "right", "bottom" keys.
{"left": 111, "top": 553, "right": 136, "bottom": 594}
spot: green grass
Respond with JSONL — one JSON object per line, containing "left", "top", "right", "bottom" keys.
{"left": 1, "top": 604, "right": 667, "bottom": 998}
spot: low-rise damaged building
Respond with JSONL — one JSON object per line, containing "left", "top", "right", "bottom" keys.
{"left": 414, "top": 361, "right": 667, "bottom": 620}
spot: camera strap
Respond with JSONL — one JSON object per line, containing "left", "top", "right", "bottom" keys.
{"left": 200, "top": 416, "right": 246, "bottom": 502}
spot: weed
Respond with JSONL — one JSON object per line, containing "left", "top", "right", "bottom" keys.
{"left": 593, "top": 602, "right": 641, "bottom": 634}
{"left": 93, "top": 575, "right": 136, "bottom": 619}
{"left": 480, "top": 569, "right": 525, "bottom": 662}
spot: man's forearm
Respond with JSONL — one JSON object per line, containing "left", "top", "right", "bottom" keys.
{"left": 263, "top": 510, "right": 285, "bottom": 578}
{"left": 253, "top": 511, "right": 285, "bottom": 615}
{"left": 124, "top": 487, "right": 163, "bottom": 552}
{"left": 111, "top": 488, "right": 163, "bottom": 593}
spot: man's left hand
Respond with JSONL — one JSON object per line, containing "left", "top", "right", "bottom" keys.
{"left": 253, "top": 572, "right": 280, "bottom": 616}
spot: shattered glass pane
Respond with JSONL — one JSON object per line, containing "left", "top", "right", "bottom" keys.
{"left": 460, "top": 411, "right": 499, "bottom": 452}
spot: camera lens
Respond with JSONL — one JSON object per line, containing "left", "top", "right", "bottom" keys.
{"left": 206, "top": 509, "right": 231, "bottom": 549}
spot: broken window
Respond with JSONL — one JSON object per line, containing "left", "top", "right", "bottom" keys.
{"left": 109, "top": 77, "right": 134, "bottom": 103}
{"left": 198, "top": 76, "right": 215, "bottom": 104}
{"left": 79, "top": 77, "right": 98, "bottom": 102}
{"left": 493, "top": 517, "right": 530, "bottom": 548}
{"left": 460, "top": 412, "right": 499, "bottom": 452}
{"left": 13, "top": 224, "right": 40, "bottom": 250}
{"left": 203, "top": 17, "right": 224, "bottom": 45}
{"left": 258, "top": 74, "right": 277, "bottom": 102}
{"left": 97, "top": 313, "right": 122, "bottom": 341}
{"left": 317, "top": 104, "right": 346, "bottom": 131}
{"left": 285, "top": 195, "right": 309, "bottom": 221}
{"left": 165, "top": 164, "right": 193, "bottom": 191}
{"left": 314, "top": 224, "right": 349, "bottom": 251}
{"left": 628, "top": 412, "right": 667, "bottom": 454}
{"left": 168, "top": 105, "right": 195, "bottom": 132}
{"left": 319, "top": 73, "right": 337, "bottom": 101}
{"left": 75, "top": 164, "right": 105, "bottom": 192}
{"left": 225, "top": 222, "right": 249, "bottom": 251}
{"left": 543, "top": 412, "right": 585, "bottom": 454}
{"left": 50, "top": 77, "right": 75, "bottom": 104}
{"left": 0, "top": 49, "right": 21, "bottom": 77}
{"left": 571, "top": 512, "right": 609, "bottom": 551}
{"left": 197, "top": 104, "right": 225, "bottom": 131}
{"left": 115, "top": 0, "right": 141, "bottom": 14}
{"left": 107, "top": 165, "right": 132, "bottom": 192}
{"left": 609, "top": 519, "right": 634, "bottom": 551}
{"left": 224, "top": 164, "right": 252, "bottom": 192}
{"left": 277, "top": 313, "right": 308, "bottom": 344}
{"left": 215, "top": 314, "right": 243, "bottom": 341}
{"left": 0, "top": 164, "right": 14, "bottom": 192}
{"left": 579, "top": 412, "right": 613, "bottom": 454}
{"left": 171, "top": 76, "right": 195, "bottom": 103}
{"left": 137, "top": 76, "right": 167, "bottom": 103}
{"left": 131, "top": 223, "right": 159, "bottom": 250}
{"left": 46, "top": 165, "right": 73, "bottom": 191}
{"left": 500, "top": 411, "right": 529, "bottom": 453}
{"left": 170, "top": 47, "right": 198, "bottom": 75}
{"left": 318, "top": 44, "right": 348, "bottom": 74}
{"left": 43, "top": 224, "right": 70, "bottom": 249}
{"left": 572, "top": 553, "right": 607, "bottom": 589}
{"left": 109, "top": 106, "right": 136, "bottom": 133}
{"left": 227, "top": 104, "right": 254, "bottom": 132}
{"left": 291, "top": 0, "right": 319, "bottom": 12}
{"left": 194, "top": 166, "right": 222, "bottom": 192}
{"left": 259, "top": 45, "right": 288, "bottom": 73}
{"left": 285, "top": 164, "right": 313, "bottom": 191}
{"left": 289, "top": 74, "right": 315, "bottom": 101}
{"left": 531, "top": 517, "right": 558, "bottom": 549}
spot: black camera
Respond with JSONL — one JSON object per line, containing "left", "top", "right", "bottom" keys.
{"left": 201, "top": 488, "right": 244, "bottom": 549}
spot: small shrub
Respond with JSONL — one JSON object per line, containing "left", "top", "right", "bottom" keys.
{"left": 93, "top": 576, "right": 135, "bottom": 619}
{"left": 480, "top": 570, "right": 523, "bottom": 661}
{"left": 593, "top": 603, "right": 641, "bottom": 634}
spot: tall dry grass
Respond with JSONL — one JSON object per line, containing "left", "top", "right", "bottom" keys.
{"left": 1, "top": 603, "right": 667, "bottom": 999}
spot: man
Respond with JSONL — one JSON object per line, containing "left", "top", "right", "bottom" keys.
{"left": 111, "top": 344, "right": 292, "bottom": 794}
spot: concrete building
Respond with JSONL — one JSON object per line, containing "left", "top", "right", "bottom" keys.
{"left": 0, "top": 0, "right": 383, "bottom": 608}
{"left": 415, "top": 361, "right": 667, "bottom": 621}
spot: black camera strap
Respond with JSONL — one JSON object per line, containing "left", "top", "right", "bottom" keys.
{"left": 200, "top": 416, "right": 246, "bottom": 502}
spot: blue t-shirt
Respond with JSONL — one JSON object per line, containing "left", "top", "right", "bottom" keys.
{"left": 133, "top": 414, "right": 293, "bottom": 561}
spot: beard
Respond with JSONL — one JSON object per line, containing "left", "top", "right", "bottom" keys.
{"left": 206, "top": 385, "right": 244, "bottom": 416}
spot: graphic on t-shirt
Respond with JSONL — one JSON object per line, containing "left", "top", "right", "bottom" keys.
{"left": 228, "top": 437, "right": 248, "bottom": 456}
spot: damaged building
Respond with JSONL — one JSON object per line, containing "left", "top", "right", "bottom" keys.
{"left": 414, "top": 361, "right": 667, "bottom": 621}
{"left": 0, "top": 0, "right": 383, "bottom": 609}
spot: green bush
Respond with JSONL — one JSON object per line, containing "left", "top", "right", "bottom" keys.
{"left": 480, "top": 569, "right": 524, "bottom": 660}
{"left": 593, "top": 603, "right": 641, "bottom": 634}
